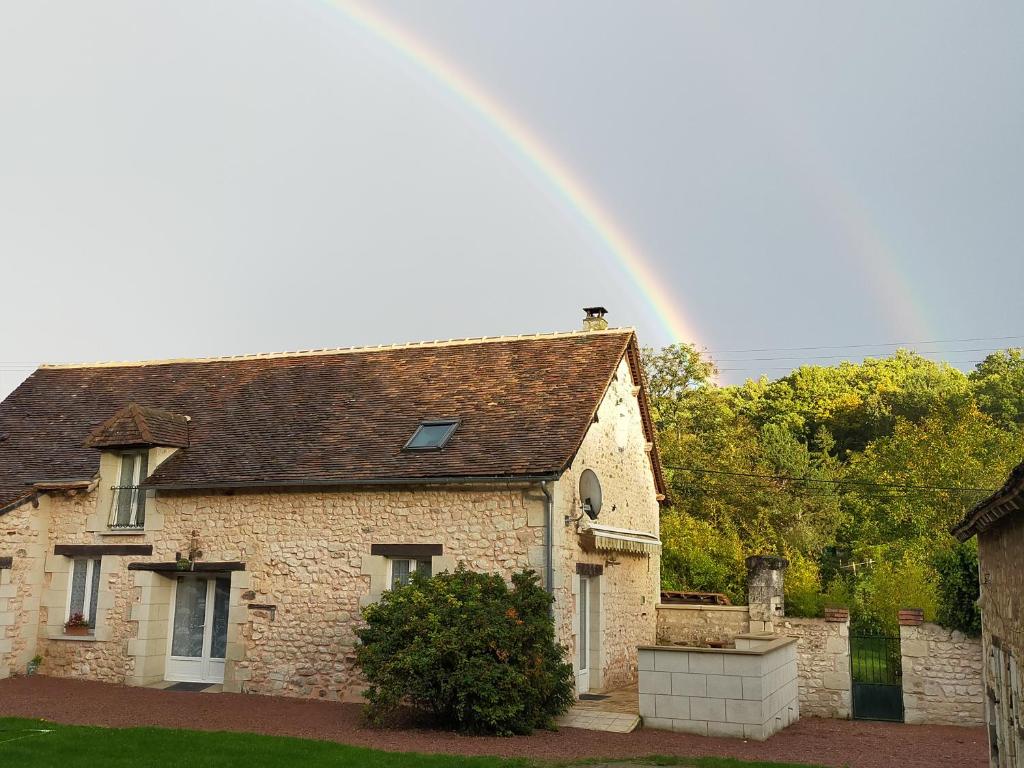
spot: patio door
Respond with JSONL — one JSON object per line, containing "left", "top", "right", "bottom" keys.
{"left": 166, "top": 576, "right": 230, "bottom": 684}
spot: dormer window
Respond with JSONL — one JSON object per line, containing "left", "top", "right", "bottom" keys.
{"left": 404, "top": 420, "right": 459, "bottom": 450}
{"left": 109, "top": 451, "right": 148, "bottom": 529}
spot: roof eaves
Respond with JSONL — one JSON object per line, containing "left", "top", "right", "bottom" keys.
{"left": 142, "top": 473, "right": 563, "bottom": 492}
{"left": 0, "top": 490, "right": 37, "bottom": 517}
{"left": 952, "top": 462, "right": 1024, "bottom": 541}
{"left": 555, "top": 331, "right": 667, "bottom": 499}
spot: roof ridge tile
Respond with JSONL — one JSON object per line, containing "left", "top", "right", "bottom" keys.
{"left": 37, "top": 327, "right": 635, "bottom": 370}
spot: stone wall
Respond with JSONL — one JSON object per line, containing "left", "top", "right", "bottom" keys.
{"left": 978, "top": 512, "right": 1024, "bottom": 768}
{"left": 657, "top": 604, "right": 750, "bottom": 647}
{"left": 0, "top": 496, "right": 49, "bottom": 679}
{"left": 778, "top": 615, "right": 851, "bottom": 719}
{"left": 19, "top": 484, "right": 545, "bottom": 698}
{"left": 900, "top": 620, "right": 984, "bottom": 726}
{"left": 552, "top": 356, "right": 661, "bottom": 691}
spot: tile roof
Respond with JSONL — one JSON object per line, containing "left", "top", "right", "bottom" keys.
{"left": 84, "top": 403, "right": 190, "bottom": 449}
{"left": 0, "top": 329, "right": 664, "bottom": 510}
{"left": 952, "top": 460, "right": 1024, "bottom": 541}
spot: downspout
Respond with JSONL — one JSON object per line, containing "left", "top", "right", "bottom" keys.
{"left": 540, "top": 481, "right": 554, "bottom": 599}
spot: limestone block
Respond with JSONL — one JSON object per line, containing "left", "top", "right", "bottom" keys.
{"left": 638, "top": 693, "right": 656, "bottom": 717}
{"left": 671, "top": 672, "right": 707, "bottom": 697}
{"left": 723, "top": 654, "right": 763, "bottom": 677}
{"left": 707, "top": 720, "right": 745, "bottom": 738}
{"left": 823, "top": 670, "right": 850, "bottom": 690}
{"left": 639, "top": 670, "right": 671, "bottom": 695}
{"left": 707, "top": 673, "right": 743, "bottom": 699}
{"left": 690, "top": 696, "right": 726, "bottom": 721}
{"left": 726, "top": 697, "right": 766, "bottom": 724}
{"left": 655, "top": 694, "right": 691, "bottom": 720}
{"left": 654, "top": 651, "right": 690, "bottom": 673}
{"left": 673, "top": 719, "right": 709, "bottom": 735}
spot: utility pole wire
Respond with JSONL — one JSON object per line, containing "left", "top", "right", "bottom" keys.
{"left": 664, "top": 464, "right": 997, "bottom": 493}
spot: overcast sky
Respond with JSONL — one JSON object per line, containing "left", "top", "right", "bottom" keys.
{"left": 1, "top": 1, "right": 1022, "bottom": 397}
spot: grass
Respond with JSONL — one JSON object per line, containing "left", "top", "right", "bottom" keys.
{"left": 0, "top": 718, "right": 824, "bottom": 768}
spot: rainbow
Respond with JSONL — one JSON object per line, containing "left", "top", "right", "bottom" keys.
{"left": 319, "top": 0, "right": 702, "bottom": 346}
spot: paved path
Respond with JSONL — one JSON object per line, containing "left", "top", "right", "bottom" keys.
{"left": 0, "top": 676, "right": 987, "bottom": 768}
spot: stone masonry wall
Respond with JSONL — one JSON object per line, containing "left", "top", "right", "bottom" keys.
{"left": 0, "top": 496, "right": 48, "bottom": 679}
{"left": 779, "top": 616, "right": 851, "bottom": 719}
{"left": 980, "top": 512, "right": 1024, "bottom": 673}
{"left": 657, "top": 605, "right": 751, "bottom": 647}
{"left": 900, "top": 621, "right": 984, "bottom": 726}
{"left": 25, "top": 484, "right": 545, "bottom": 699}
{"left": 978, "top": 513, "right": 1024, "bottom": 768}
{"left": 552, "top": 356, "right": 662, "bottom": 691}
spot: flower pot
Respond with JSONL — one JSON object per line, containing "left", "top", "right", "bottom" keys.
{"left": 26, "top": 661, "right": 40, "bottom": 676}
{"left": 64, "top": 625, "right": 91, "bottom": 637}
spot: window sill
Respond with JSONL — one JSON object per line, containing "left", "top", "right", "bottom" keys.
{"left": 99, "top": 529, "right": 147, "bottom": 537}
{"left": 53, "top": 633, "right": 99, "bottom": 642}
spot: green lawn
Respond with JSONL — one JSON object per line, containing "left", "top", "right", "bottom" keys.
{"left": 0, "top": 718, "right": 822, "bottom": 768}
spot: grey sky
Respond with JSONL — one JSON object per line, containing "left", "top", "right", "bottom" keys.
{"left": 1, "top": 1, "right": 1022, "bottom": 397}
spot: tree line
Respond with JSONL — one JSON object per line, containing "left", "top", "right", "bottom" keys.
{"left": 643, "top": 345, "right": 1024, "bottom": 632}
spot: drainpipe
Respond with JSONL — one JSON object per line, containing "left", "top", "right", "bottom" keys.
{"left": 540, "top": 481, "right": 554, "bottom": 598}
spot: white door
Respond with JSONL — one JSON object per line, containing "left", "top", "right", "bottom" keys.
{"left": 166, "top": 576, "right": 230, "bottom": 684}
{"left": 578, "top": 576, "right": 590, "bottom": 694}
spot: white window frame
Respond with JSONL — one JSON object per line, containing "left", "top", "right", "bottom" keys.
{"left": 65, "top": 558, "right": 101, "bottom": 626}
{"left": 108, "top": 450, "right": 148, "bottom": 529}
{"left": 387, "top": 557, "right": 432, "bottom": 588}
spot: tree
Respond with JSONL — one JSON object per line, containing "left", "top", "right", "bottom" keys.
{"left": 643, "top": 344, "right": 1024, "bottom": 630}
{"left": 971, "top": 349, "right": 1024, "bottom": 429}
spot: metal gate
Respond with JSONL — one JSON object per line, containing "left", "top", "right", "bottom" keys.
{"left": 850, "top": 633, "right": 904, "bottom": 721}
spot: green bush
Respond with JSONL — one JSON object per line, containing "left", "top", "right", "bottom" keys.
{"left": 934, "top": 542, "right": 982, "bottom": 636}
{"left": 660, "top": 511, "right": 747, "bottom": 603}
{"left": 355, "top": 566, "right": 575, "bottom": 735}
{"left": 849, "top": 555, "right": 937, "bottom": 633}
{"left": 784, "top": 553, "right": 826, "bottom": 617}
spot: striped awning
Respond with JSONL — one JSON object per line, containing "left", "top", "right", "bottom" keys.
{"left": 578, "top": 523, "right": 661, "bottom": 555}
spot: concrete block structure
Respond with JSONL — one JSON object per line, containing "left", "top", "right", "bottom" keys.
{"left": 638, "top": 633, "right": 799, "bottom": 739}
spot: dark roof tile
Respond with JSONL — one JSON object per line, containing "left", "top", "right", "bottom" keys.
{"left": 0, "top": 330, "right": 664, "bottom": 508}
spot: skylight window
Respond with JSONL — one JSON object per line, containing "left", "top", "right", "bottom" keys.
{"left": 404, "top": 420, "right": 459, "bottom": 450}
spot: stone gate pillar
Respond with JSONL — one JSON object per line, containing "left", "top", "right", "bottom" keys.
{"left": 746, "top": 555, "right": 788, "bottom": 633}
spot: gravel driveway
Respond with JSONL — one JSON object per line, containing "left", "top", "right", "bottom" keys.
{"left": 0, "top": 676, "right": 987, "bottom": 768}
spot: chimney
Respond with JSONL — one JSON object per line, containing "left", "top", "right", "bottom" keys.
{"left": 746, "top": 555, "right": 788, "bottom": 633}
{"left": 582, "top": 306, "right": 609, "bottom": 331}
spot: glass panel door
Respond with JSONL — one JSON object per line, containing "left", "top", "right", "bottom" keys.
{"left": 171, "top": 577, "right": 207, "bottom": 658}
{"left": 210, "top": 578, "right": 230, "bottom": 660}
{"left": 166, "top": 576, "right": 229, "bottom": 684}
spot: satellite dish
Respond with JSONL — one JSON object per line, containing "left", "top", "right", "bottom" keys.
{"left": 579, "top": 469, "right": 602, "bottom": 520}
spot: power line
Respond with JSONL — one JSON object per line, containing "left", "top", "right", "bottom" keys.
{"left": 714, "top": 348, "right": 996, "bottom": 363}
{"left": 664, "top": 464, "right": 997, "bottom": 493}
{"left": 717, "top": 359, "right": 985, "bottom": 373}
{"left": 704, "top": 334, "right": 1024, "bottom": 355}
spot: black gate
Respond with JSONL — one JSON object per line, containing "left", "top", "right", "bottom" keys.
{"left": 850, "top": 633, "right": 904, "bottom": 722}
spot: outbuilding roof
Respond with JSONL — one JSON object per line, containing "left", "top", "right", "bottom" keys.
{"left": 0, "top": 329, "right": 664, "bottom": 511}
{"left": 952, "top": 460, "right": 1024, "bottom": 541}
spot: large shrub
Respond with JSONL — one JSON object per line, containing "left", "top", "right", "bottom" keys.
{"left": 934, "top": 542, "right": 982, "bottom": 636}
{"left": 355, "top": 566, "right": 574, "bottom": 735}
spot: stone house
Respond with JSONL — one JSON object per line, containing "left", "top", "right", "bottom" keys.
{"left": 953, "top": 460, "right": 1024, "bottom": 768}
{"left": 0, "top": 320, "right": 665, "bottom": 699}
